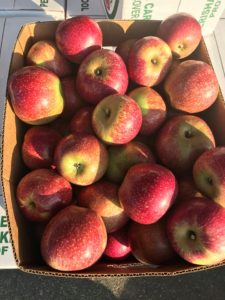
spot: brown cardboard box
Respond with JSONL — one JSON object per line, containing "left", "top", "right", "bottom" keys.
{"left": 2, "top": 20, "right": 225, "bottom": 277}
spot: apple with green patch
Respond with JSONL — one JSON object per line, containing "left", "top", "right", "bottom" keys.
{"left": 54, "top": 133, "right": 108, "bottom": 186}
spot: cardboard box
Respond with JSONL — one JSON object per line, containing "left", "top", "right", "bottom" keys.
{"left": 2, "top": 19, "right": 225, "bottom": 277}
{"left": 0, "top": 14, "right": 64, "bottom": 270}
{"left": 101, "top": 0, "right": 225, "bottom": 36}
{"left": 0, "top": 0, "right": 65, "bottom": 12}
{"left": 67, "top": 0, "right": 106, "bottom": 19}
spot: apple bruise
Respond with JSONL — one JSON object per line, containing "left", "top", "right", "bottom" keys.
{"left": 8, "top": 66, "right": 64, "bottom": 125}
{"left": 119, "top": 163, "right": 176, "bottom": 224}
{"left": 167, "top": 197, "right": 225, "bottom": 265}
{"left": 41, "top": 206, "right": 107, "bottom": 271}
{"left": 16, "top": 169, "right": 72, "bottom": 222}
{"left": 92, "top": 94, "right": 142, "bottom": 144}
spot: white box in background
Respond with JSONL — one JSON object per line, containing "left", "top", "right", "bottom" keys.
{"left": 0, "top": 0, "right": 65, "bottom": 12}
{"left": 0, "top": 13, "right": 65, "bottom": 269}
{"left": 67, "top": 0, "right": 106, "bottom": 19}
{"left": 178, "top": 0, "right": 225, "bottom": 36}
{"left": 102, "top": 0, "right": 180, "bottom": 20}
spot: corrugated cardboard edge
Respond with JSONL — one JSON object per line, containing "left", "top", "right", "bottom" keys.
{"left": 2, "top": 19, "right": 225, "bottom": 277}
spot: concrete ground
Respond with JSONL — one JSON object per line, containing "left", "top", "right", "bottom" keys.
{"left": 1, "top": 266, "right": 225, "bottom": 299}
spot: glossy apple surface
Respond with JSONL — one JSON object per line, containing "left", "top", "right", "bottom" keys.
{"left": 155, "top": 115, "right": 215, "bottom": 174}
{"left": 167, "top": 197, "right": 225, "bottom": 265}
{"left": 193, "top": 147, "right": 225, "bottom": 208}
{"left": 115, "top": 39, "right": 137, "bottom": 65}
{"left": 92, "top": 94, "right": 142, "bottom": 145}
{"left": 119, "top": 163, "right": 177, "bottom": 224}
{"left": 76, "top": 49, "right": 128, "bottom": 104}
{"left": 164, "top": 60, "right": 219, "bottom": 113}
{"left": 8, "top": 66, "right": 64, "bottom": 125}
{"left": 16, "top": 169, "right": 72, "bottom": 222}
{"left": 41, "top": 205, "right": 107, "bottom": 271}
{"left": 56, "top": 16, "right": 102, "bottom": 63}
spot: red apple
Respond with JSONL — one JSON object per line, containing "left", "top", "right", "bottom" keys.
{"left": 22, "top": 126, "right": 61, "bottom": 170}
{"left": 104, "top": 226, "right": 131, "bottom": 261}
{"left": 119, "top": 163, "right": 177, "bottom": 224}
{"left": 26, "top": 40, "right": 72, "bottom": 77}
{"left": 56, "top": 16, "right": 102, "bottom": 63}
{"left": 54, "top": 133, "right": 108, "bottom": 186}
{"left": 106, "top": 141, "right": 155, "bottom": 183}
{"left": 158, "top": 13, "right": 202, "bottom": 59}
{"left": 128, "top": 36, "right": 172, "bottom": 87}
{"left": 129, "top": 219, "right": 177, "bottom": 266}
{"left": 77, "top": 181, "right": 129, "bottom": 233}
{"left": 69, "top": 106, "right": 94, "bottom": 135}
{"left": 49, "top": 116, "right": 70, "bottom": 137}
{"left": 167, "top": 197, "right": 225, "bottom": 265}
{"left": 164, "top": 60, "right": 219, "bottom": 113}
{"left": 115, "top": 39, "right": 137, "bottom": 65}
{"left": 128, "top": 86, "right": 167, "bottom": 135}
{"left": 193, "top": 147, "right": 225, "bottom": 208}
{"left": 61, "top": 76, "right": 84, "bottom": 119}
{"left": 16, "top": 169, "right": 72, "bottom": 222}
{"left": 155, "top": 115, "right": 215, "bottom": 174}
{"left": 8, "top": 66, "right": 64, "bottom": 125}
{"left": 41, "top": 205, "right": 107, "bottom": 271}
{"left": 92, "top": 94, "right": 142, "bottom": 144}
{"left": 76, "top": 49, "right": 128, "bottom": 104}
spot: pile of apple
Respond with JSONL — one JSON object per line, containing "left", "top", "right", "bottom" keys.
{"left": 8, "top": 13, "right": 225, "bottom": 272}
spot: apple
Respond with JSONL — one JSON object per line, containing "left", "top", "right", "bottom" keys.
{"left": 61, "top": 76, "right": 84, "bottom": 119}
{"left": 92, "top": 94, "right": 142, "bottom": 144}
{"left": 164, "top": 60, "right": 219, "bottom": 113}
{"left": 193, "top": 147, "right": 225, "bottom": 208}
{"left": 41, "top": 205, "right": 107, "bottom": 271}
{"left": 177, "top": 176, "right": 202, "bottom": 202}
{"left": 56, "top": 16, "right": 102, "bottom": 63}
{"left": 128, "top": 86, "right": 167, "bottom": 135}
{"left": 129, "top": 219, "right": 177, "bottom": 266}
{"left": 104, "top": 226, "right": 131, "bottom": 261}
{"left": 119, "top": 163, "right": 177, "bottom": 224}
{"left": 155, "top": 115, "right": 215, "bottom": 174}
{"left": 54, "top": 133, "right": 108, "bottom": 186}
{"left": 106, "top": 141, "right": 155, "bottom": 183}
{"left": 115, "top": 39, "right": 137, "bottom": 65}
{"left": 127, "top": 36, "right": 172, "bottom": 87}
{"left": 8, "top": 66, "right": 64, "bottom": 125}
{"left": 76, "top": 49, "right": 128, "bottom": 104}
{"left": 77, "top": 180, "right": 129, "bottom": 233}
{"left": 49, "top": 116, "right": 71, "bottom": 137}
{"left": 22, "top": 126, "right": 61, "bottom": 170}
{"left": 16, "top": 169, "right": 72, "bottom": 222}
{"left": 158, "top": 13, "right": 202, "bottom": 59}
{"left": 26, "top": 40, "right": 72, "bottom": 77}
{"left": 69, "top": 106, "right": 94, "bottom": 135}
{"left": 167, "top": 197, "right": 225, "bottom": 265}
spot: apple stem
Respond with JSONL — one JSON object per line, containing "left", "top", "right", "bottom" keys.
{"left": 151, "top": 58, "right": 158, "bottom": 65}
{"left": 184, "top": 130, "right": 193, "bottom": 138}
{"left": 188, "top": 230, "right": 196, "bottom": 241}
{"left": 207, "top": 177, "right": 213, "bottom": 186}
{"left": 104, "top": 107, "right": 111, "bottom": 118}
{"left": 74, "top": 163, "right": 83, "bottom": 175}
{"left": 95, "top": 68, "right": 102, "bottom": 76}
